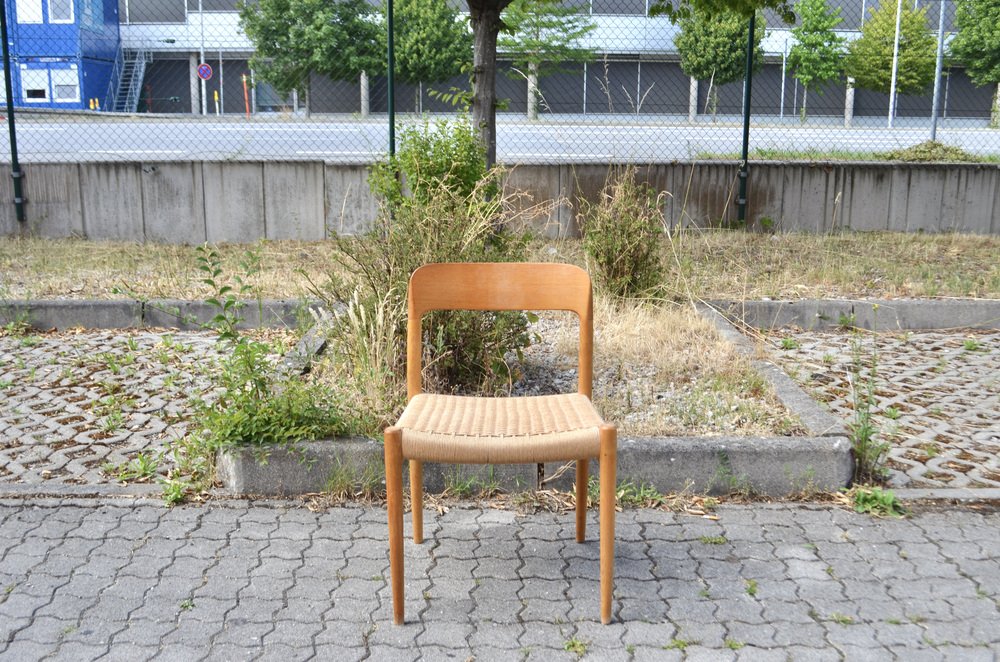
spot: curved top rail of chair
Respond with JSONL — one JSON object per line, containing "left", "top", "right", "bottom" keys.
{"left": 406, "top": 262, "right": 594, "bottom": 400}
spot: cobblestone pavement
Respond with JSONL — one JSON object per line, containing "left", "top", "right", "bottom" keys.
{"left": 1, "top": 498, "right": 999, "bottom": 661}
{"left": 770, "top": 330, "right": 1000, "bottom": 489}
{"left": 1, "top": 331, "right": 233, "bottom": 486}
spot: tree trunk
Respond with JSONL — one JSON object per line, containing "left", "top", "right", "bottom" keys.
{"left": 360, "top": 71, "right": 370, "bottom": 118}
{"left": 527, "top": 62, "right": 539, "bottom": 121}
{"left": 844, "top": 76, "right": 855, "bottom": 128}
{"left": 467, "top": 0, "right": 513, "bottom": 167}
{"left": 800, "top": 86, "right": 808, "bottom": 123}
{"left": 993, "top": 82, "right": 1000, "bottom": 129}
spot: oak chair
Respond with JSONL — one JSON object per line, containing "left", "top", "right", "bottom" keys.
{"left": 384, "top": 262, "right": 617, "bottom": 625}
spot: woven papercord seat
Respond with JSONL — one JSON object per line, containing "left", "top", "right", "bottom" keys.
{"left": 397, "top": 392, "right": 603, "bottom": 464}
{"left": 384, "top": 262, "right": 617, "bottom": 626}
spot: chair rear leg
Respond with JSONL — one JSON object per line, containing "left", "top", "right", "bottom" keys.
{"left": 410, "top": 460, "right": 424, "bottom": 544}
{"left": 599, "top": 424, "right": 617, "bottom": 625}
{"left": 385, "top": 427, "right": 405, "bottom": 625}
{"left": 576, "top": 459, "right": 589, "bottom": 543}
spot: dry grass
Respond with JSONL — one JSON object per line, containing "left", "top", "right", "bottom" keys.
{"left": 534, "top": 230, "right": 1000, "bottom": 301}
{"left": 2, "top": 231, "right": 998, "bottom": 301}
{"left": 0, "top": 237, "right": 347, "bottom": 300}
{"left": 547, "top": 299, "right": 801, "bottom": 437}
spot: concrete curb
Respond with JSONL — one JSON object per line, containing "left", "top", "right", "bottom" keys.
{"left": 710, "top": 298, "right": 1000, "bottom": 331}
{"left": 216, "top": 434, "right": 854, "bottom": 498}
{"left": 2, "top": 298, "right": 313, "bottom": 331}
{"left": 11, "top": 297, "right": 997, "bottom": 332}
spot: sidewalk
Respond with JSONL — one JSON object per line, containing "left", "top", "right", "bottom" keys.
{"left": 1, "top": 498, "right": 999, "bottom": 660}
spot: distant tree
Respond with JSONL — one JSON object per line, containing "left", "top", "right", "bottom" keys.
{"left": 394, "top": 0, "right": 473, "bottom": 110}
{"left": 499, "top": 0, "right": 596, "bottom": 120}
{"left": 650, "top": 0, "right": 793, "bottom": 22}
{"left": 788, "top": 0, "right": 845, "bottom": 120}
{"left": 239, "top": 0, "right": 382, "bottom": 113}
{"left": 844, "top": 2, "right": 936, "bottom": 97}
{"left": 949, "top": 0, "right": 1000, "bottom": 127}
{"left": 674, "top": 7, "right": 765, "bottom": 118}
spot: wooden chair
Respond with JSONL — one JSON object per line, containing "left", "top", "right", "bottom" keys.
{"left": 384, "top": 262, "right": 617, "bottom": 625}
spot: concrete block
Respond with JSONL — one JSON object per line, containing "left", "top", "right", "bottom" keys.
{"left": 686, "top": 163, "right": 739, "bottom": 227}
{"left": 503, "top": 164, "right": 569, "bottom": 238}
{"left": 324, "top": 165, "right": 377, "bottom": 236}
{"left": 143, "top": 299, "right": 306, "bottom": 330}
{"left": 746, "top": 163, "right": 783, "bottom": 231}
{"left": 5, "top": 299, "right": 142, "bottom": 330}
{"left": 886, "top": 166, "right": 912, "bottom": 233}
{"left": 140, "top": 163, "right": 206, "bottom": 244}
{"left": 218, "top": 434, "right": 852, "bottom": 498}
{"left": 218, "top": 437, "right": 382, "bottom": 497}
{"left": 264, "top": 162, "right": 325, "bottom": 240}
{"left": 203, "top": 162, "right": 265, "bottom": 243}
{"left": 710, "top": 298, "right": 1000, "bottom": 332}
{"left": 954, "top": 167, "right": 998, "bottom": 234}
{"left": 903, "top": 166, "right": 946, "bottom": 233}
{"left": 79, "top": 164, "right": 144, "bottom": 241}
{"left": 612, "top": 435, "right": 853, "bottom": 496}
{"left": 842, "top": 165, "right": 890, "bottom": 232}
{"left": 0, "top": 164, "right": 85, "bottom": 238}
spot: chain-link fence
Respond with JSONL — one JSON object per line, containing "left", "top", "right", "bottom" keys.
{"left": 1, "top": 0, "right": 998, "bottom": 165}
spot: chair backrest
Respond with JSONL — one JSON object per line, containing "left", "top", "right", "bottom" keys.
{"left": 407, "top": 262, "right": 593, "bottom": 399}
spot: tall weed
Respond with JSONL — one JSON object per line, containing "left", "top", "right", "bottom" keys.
{"left": 578, "top": 166, "right": 666, "bottom": 299}
{"left": 316, "top": 120, "right": 534, "bottom": 426}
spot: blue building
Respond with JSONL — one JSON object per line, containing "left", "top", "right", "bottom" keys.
{"left": 3, "top": 0, "right": 121, "bottom": 110}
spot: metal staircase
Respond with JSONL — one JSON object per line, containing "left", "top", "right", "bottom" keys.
{"left": 104, "top": 46, "right": 151, "bottom": 113}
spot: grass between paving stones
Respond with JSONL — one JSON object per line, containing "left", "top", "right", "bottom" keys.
{"left": 2, "top": 231, "right": 999, "bottom": 301}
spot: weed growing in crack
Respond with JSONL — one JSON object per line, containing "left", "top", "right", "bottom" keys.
{"left": 852, "top": 486, "right": 907, "bottom": 518}
{"left": 848, "top": 305, "right": 889, "bottom": 484}
{"left": 563, "top": 637, "right": 588, "bottom": 657}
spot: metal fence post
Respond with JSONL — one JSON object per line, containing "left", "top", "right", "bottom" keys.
{"left": 737, "top": 12, "right": 755, "bottom": 226}
{"left": 1, "top": 0, "right": 25, "bottom": 223}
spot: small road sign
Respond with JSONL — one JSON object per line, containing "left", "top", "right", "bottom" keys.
{"left": 197, "top": 63, "right": 213, "bottom": 81}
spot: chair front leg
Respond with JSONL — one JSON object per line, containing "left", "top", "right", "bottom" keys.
{"left": 599, "top": 424, "right": 617, "bottom": 625}
{"left": 385, "top": 427, "right": 405, "bottom": 625}
{"left": 576, "top": 458, "right": 589, "bottom": 543}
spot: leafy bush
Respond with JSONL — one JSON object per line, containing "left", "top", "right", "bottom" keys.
{"left": 579, "top": 166, "right": 666, "bottom": 299}
{"left": 317, "top": 120, "right": 533, "bottom": 425}
{"left": 192, "top": 246, "right": 349, "bottom": 450}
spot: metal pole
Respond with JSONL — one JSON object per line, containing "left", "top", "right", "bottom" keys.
{"left": 737, "top": 13, "right": 755, "bottom": 226}
{"left": 929, "top": 0, "right": 946, "bottom": 141}
{"left": 387, "top": 0, "right": 395, "bottom": 156}
{"left": 199, "top": 0, "right": 206, "bottom": 115}
{"left": 1, "top": 0, "right": 25, "bottom": 223}
{"left": 888, "top": 0, "right": 903, "bottom": 128}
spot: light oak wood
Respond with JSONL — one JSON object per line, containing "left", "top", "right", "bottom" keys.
{"left": 407, "top": 262, "right": 593, "bottom": 399}
{"left": 600, "top": 424, "right": 617, "bottom": 625}
{"left": 384, "top": 426, "right": 405, "bottom": 625}
{"left": 387, "top": 262, "right": 615, "bottom": 626}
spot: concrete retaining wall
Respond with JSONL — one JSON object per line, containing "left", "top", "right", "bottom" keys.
{"left": 3, "top": 160, "right": 999, "bottom": 241}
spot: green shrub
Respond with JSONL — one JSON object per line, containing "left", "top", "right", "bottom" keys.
{"left": 579, "top": 166, "right": 665, "bottom": 298}
{"left": 318, "top": 120, "right": 532, "bottom": 424}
